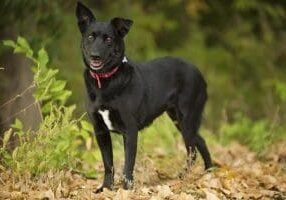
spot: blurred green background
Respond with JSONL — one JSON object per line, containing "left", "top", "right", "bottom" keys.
{"left": 0, "top": 0, "right": 286, "bottom": 152}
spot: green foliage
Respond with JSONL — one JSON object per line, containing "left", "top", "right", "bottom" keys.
{"left": 220, "top": 113, "right": 282, "bottom": 154}
{"left": 3, "top": 37, "right": 34, "bottom": 62}
{"left": 139, "top": 113, "right": 180, "bottom": 155}
{"left": 5, "top": 106, "right": 97, "bottom": 175}
{"left": 4, "top": 37, "right": 71, "bottom": 114}
{"left": 274, "top": 80, "right": 286, "bottom": 102}
{"left": 0, "top": 37, "right": 98, "bottom": 177}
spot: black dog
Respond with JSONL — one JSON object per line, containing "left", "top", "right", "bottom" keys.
{"left": 76, "top": 2, "right": 212, "bottom": 192}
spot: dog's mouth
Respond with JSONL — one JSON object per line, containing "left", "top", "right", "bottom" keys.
{"left": 90, "top": 59, "right": 104, "bottom": 70}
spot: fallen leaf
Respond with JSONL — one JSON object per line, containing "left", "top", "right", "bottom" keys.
{"left": 157, "top": 185, "right": 173, "bottom": 198}
{"left": 40, "top": 189, "right": 55, "bottom": 200}
{"left": 203, "top": 189, "right": 220, "bottom": 200}
{"left": 114, "top": 188, "right": 130, "bottom": 200}
{"left": 141, "top": 187, "right": 151, "bottom": 195}
{"left": 178, "top": 192, "right": 195, "bottom": 200}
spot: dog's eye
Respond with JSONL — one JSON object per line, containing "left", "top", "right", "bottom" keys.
{"left": 88, "top": 35, "right": 94, "bottom": 41}
{"left": 105, "top": 37, "right": 112, "bottom": 43}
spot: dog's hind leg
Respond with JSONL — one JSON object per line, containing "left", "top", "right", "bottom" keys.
{"left": 167, "top": 107, "right": 197, "bottom": 167}
{"left": 167, "top": 108, "right": 181, "bottom": 131}
{"left": 177, "top": 89, "right": 212, "bottom": 170}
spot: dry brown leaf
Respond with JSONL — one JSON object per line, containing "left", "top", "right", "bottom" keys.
{"left": 55, "top": 182, "right": 70, "bottom": 198}
{"left": 157, "top": 185, "right": 173, "bottom": 198}
{"left": 55, "top": 182, "right": 63, "bottom": 198}
{"left": 177, "top": 192, "right": 195, "bottom": 200}
{"left": 10, "top": 191, "right": 23, "bottom": 199}
{"left": 219, "top": 187, "right": 231, "bottom": 196}
{"left": 69, "top": 190, "right": 78, "bottom": 197}
{"left": 150, "top": 196, "right": 159, "bottom": 200}
{"left": 141, "top": 187, "right": 151, "bottom": 195}
{"left": 114, "top": 188, "right": 130, "bottom": 200}
{"left": 28, "top": 190, "right": 42, "bottom": 198}
{"left": 231, "top": 192, "right": 244, "bottom": 199}
{"left": 261, "top": 175, "right": 277, "bottom": 185}
{"left": 0, "top": 190, "right": 11, "bottom": 198}
{"left": 203, "top": 189, "right": 220, "bottom": 200}
{"left": 40, "top": 189, "right": 55, "bottom": 200}
{"left": 201, "top": 175, "right": 222, "bottom": 189}
{"left": 99, "top": 187, "right": 115, "bottom": 199}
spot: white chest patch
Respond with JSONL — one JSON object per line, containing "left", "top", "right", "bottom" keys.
{"left": 98, "top": 109, "right": 114, "bottom": 130}
{"left": 122, "top": 56, "right": 128, "bottom": 63}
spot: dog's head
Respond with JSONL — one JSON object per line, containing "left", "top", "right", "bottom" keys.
{"left": 76, "top": 2, "right": 133, "bottom": 72}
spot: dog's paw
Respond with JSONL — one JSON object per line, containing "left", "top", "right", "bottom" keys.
{"left": 94, "top": 184, "right": 112, "bottom": 193}
{"left": 122, "top": 177, "right": 134, "bottom": 190}
{"left": 205, "top": 165, "right": 216, "bottom": 173}
{"left": 204, "top": 162, "right": 214, "bottom": 171}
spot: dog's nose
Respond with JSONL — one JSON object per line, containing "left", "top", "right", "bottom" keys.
{"left": 90, "top": 52, "right": 101, "bottom": 60}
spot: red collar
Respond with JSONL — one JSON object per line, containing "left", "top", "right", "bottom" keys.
{"left": 89, "top": 66, "right": 119, "bottom": 88}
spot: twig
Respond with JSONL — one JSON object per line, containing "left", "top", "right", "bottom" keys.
{"left": 36, "top": 102, "right": 43, "bottom": 122}
{"left": 268, "top": 106, "right": 280, "bottom": 137}
{"left": 0, "top": 101, "right": 38, "bottom": 126}
{"left": 0, "top": 176, "right": 5, "bottom": 185}
{"left": 0, "top": 84, "right": 36, "bottom": 111}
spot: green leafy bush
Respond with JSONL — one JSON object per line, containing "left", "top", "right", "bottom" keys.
{"left": 0, "top": 37, "right": 98, "bottom": 177}
{"left": 3, "top": 37, "right": 71, "bottom": 114}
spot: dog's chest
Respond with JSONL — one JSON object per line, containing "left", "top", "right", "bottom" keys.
{"left": 97, "top": 108, "right": 124, "bottom": 132}
{"left": 98, "top": 109, "right": 114, "bottom": 130}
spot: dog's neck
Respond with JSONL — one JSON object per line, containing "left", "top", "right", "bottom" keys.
{"left": 89, "top": 56, "right": 128, "bottom": 89}
{"left": 90, "top": 66, "right": 119, "bottom": 89}
{"left": 85, "top": 56, "right": 133, "bottom": 102}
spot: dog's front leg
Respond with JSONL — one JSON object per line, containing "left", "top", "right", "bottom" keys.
{"left": 122, "top": 130, "right": 138, "bottom": 190}
{"left": 94, "top": 133, "right": 114, "bottom": 193}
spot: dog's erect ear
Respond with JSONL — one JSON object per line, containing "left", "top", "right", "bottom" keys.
{"left": 76, "top": 2, "right": 96, "bottom": 33}
{"left": 111, "top": 17, "right": 133, "bottom": 37}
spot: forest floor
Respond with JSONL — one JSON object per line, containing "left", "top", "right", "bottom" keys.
{"left": 0, "top": 142, "right": 285, "bottom": 200}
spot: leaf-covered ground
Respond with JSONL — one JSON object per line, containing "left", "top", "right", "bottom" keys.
{"left": 0, "top": 142, "right": 285, "bottom": 200}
